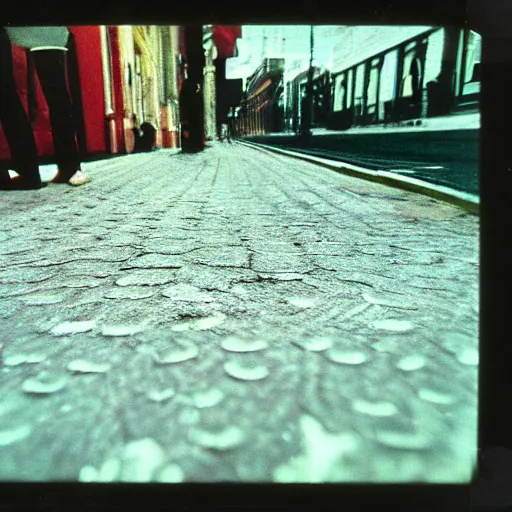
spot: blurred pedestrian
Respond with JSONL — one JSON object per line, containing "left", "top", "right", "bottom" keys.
{"left": 219, "top": 121, "right": 231, "bottom": 143}
{"left": 0, "top": 26, "right": 90, "bottom": 190}
{"left": 139, "top": 122, "right": 156, "bottom": 152}
{"left": 132, "top": 114, "right": 142, "bottom": 153}
{"left": 225, "top": 121, "right": 232, "bottom": 143}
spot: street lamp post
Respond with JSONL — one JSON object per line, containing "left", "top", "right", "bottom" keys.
{"left": 282, "top": 37, "right": 288, "bottom": 131}
{"left": 301, "top": 25, "right": 314, "bottom": 139}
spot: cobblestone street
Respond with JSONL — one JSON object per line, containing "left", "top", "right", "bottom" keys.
{"left": 0, "top": 142, "right": 479, "bottom": 483}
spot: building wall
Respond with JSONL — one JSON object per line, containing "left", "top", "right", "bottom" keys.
{"left": 117, "top": 25, "right": 180, "bottom": 151}
{"left": 132, "top": 27, "right": 159, "bottom": 132}
{"left": 329, "top": 25, "right": 434, "bottom": 74}
{"left": 327, "top": 26, "right": 470, "bottom": 126}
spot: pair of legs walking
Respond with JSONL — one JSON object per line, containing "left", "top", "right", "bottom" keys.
{"left": 0, "top": 27, "right": 87, "bottom": 189}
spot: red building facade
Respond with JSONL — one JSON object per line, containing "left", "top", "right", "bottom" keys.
{"left": 0, "top": 25, "right": 241, "bottom": 166}
{"left": 0, "top": 26, "right": 107, "bottom": 163}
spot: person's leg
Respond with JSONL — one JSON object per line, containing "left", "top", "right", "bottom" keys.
{"left": 0, "top": 28, "right": 45, "bottom": 189}
{"left": 33, "top": 50, "right": 89, "bottom": 185}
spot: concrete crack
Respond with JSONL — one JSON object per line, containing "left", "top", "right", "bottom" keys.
{"left": 138, "top": 248, "right": 202, "bottom": 256}
{"left": 336, "top": 279, "right": 374, "bottom": 288}
{"left": 193, "top": 261, "right": 250, "bottom": 270}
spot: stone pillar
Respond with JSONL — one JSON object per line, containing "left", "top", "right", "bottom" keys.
{"left": 158, "top": 26, "right": 180, "bottom": 148}
{"left": 168, "top": 26, "right": 180, "bottom": 147}
{"left": 203, "top": 25, "right": 217, "bottom": 140}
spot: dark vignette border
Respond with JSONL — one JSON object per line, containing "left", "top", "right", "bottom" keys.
{"left": 0, "top": 0, "right": 510, "bottom": 510}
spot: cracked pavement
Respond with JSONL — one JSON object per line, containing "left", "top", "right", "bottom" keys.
{"left": 0, "top": 143, "right": 478, "bottom": 483}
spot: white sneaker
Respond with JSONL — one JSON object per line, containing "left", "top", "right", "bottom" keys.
{"left": 68, "top": 170, "right": 91, "bottom": 186}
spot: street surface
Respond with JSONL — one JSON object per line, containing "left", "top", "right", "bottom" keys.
{"left": 0, "top": 142, "right": 478, "bottom": 483}
{"left": 244, "top": 128, "right": 479, "bottom": 195}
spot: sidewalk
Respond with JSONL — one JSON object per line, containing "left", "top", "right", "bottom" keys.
{"left": 273, "top": 112, "right": 480, "bottom": 137}
{"left": 241, "top": 122, "right": 480, "bottom": 198}
{"left": 6, "top": 147, "right": 182, "bottom": 183}
{"left": 239, "top": 140, "right": 479, "bottom": 213}
{"left": 0, "top": 143, "right": 478, "bottom": 483}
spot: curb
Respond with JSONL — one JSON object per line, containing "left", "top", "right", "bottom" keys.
{"left": 236, "top": 140, "right": 479, "bottom": 215}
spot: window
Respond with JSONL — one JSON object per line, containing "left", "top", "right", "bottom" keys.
{"left": 461, "top": 30, "right": 481, "bottom": 96}
{"left": 354, "top": 63, "right": 366, "bottom": 114}
{"left": 379, "top": 49, "right": 398, "bottom": 104}
{"left": 300, "top": 82, "right": 307, "bottom": 99}
{"left": 367, "top": 63, "right": 380, "bottom": 111}
{"left": 405, "top": 41, "right": 416, "bottom": 53}
{"left": 464, "top": 30, "right": 481, "bottom": 84}
{"left": 346, "top": 68, "right": 353, "bottom": 108}
{"left": 127, "top": 63, "right": 133, "bottom": 87}
{"left": 401, "top": 53, "right": 414, "bottom": 97}
{"left": 401, "top": 52, "right": 422, "bottom": 99}
{"left": 412, "top": 57, "right": 422, "bottom": 94}
{"left": 333, "top": 73, "right": 345, "bottom": 112}
{"left": 423, "top": 29, "right": 444, "bottom": 85}
{"left": 354, "top": 63, "right": 365, "bottom": 100}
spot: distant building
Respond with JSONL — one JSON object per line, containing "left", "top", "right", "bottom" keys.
{"left": 121, "top": 26, "right": 181, "bottom": 150}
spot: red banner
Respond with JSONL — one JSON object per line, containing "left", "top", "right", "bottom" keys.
{"left": 179, "top": 25, "right": 241, "bottom": 61}
{"left": 213, "top": 26, "right": 242, "bottom": 60}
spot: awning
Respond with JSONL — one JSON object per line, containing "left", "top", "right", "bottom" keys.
{"left": 248, "top": 79, "right": 272, "bottom": 101}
